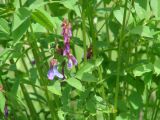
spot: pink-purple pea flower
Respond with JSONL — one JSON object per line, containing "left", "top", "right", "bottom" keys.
{"left": 67, "top": 53, "right": 78, "bottom": 69}
{"left": 61, "top": 19, "right": 72, "bottom": 43}
{"left": 61, "top": 19, "right": 78, "bottom": 69}
{"left": 47, "top": 59, "right": 63, "bottom": 80}
{"left": 63, "top": 43, "right": 70, "bottom": 56}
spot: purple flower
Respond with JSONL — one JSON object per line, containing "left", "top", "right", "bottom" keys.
{"left": 61, "top": 19, "right": 72, "bottom": 43}
{"left": 67, "top": 54, "right": 78, "bottom": 69}
{"left": 47, "top": 59, "right": 63, "bottom": 80}
{"left": 61, "top": 19, "right": 78, "bottom": 69}
{"left": 47, "top": 66, "right": 63, "bottom": 80}
{"left": 63, "top": 43, "right": 70, "bottom": 56}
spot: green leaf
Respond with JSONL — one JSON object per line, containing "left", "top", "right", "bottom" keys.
{"left": 29, "top": 0, "right": 60, "bottom": 10}
{"left": 116, "top": 113, "right": 128, "bottom": 120}
{"left": 11, "top": 80, "right": 20, "bottom": 95}
{"left": 12, "top": 7, "right": 31, "bottom": 31}
{"left": 114, "top": 8, "right": 133, "bottom": 25}
{"left": 60, "top": 0, "right": 76, "bottom": 10}
{"left": 86, "top": 95, "right": 96, "bottom": 113}
{"left": 142, "top": 72, "right": 152, "bottom": 89}
{"left": 133, "top": 63, "right": 153, "bottom": 76}
{"left": 12, "top": 7, "right": 31, "bottom": 41}
{"left": 134, "top": 2, "right": 147, "bottom": 20}
{"left": 32, "top": 9, "right": 54, "bottom": 31}
{"left": 66, "top": 78, "right": 84, "bottom": 91}
{"left": 130, "top": 26, "right": 153, "bottom": 38}
{"left": 150, "top": 0, "right": 160, "bottom": 17}
{"left": 0, "top": 92, "right": 5, "bottom": 113}
{"left": 76, "top": 57, "right": 103, "bottom": 78}
{"left": 154, "top": 59, "right": 160, "bottom": 75}
{"left": 128, "top": 91, "right": 143, "bottom": 110}
{"left": 0, "top": 18, "right": 9, "bottom": 35}
{"left": 47, "top": 81, "right": 62, "bottom": 96}
{"left": 76, "top": 72, "right": 97, "bottom": 82}
{"left": 12, "top": 18, "right": 30, "bottom": 41}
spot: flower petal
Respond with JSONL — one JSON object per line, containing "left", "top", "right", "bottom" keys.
{"left": 68, "top": 59, "right": 73, "bottom": 69}
{"left": 47, "top": 68, "right": 55, "bottom": 80}
{"left": 71, "top": 55, "right": 78, "bottom": 65}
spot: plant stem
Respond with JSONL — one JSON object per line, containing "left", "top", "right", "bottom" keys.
{"left": 153, "top": 100, "right": 160, "bottom": 120}
{"left": 27, "top": 25, "right": 58, "bottom": 119}
{"left": 144, "top": 86, "right": 149, "bottom": 119}
{"left": 151, "top": 98, "right": 157, "bottom": 120}
{"left": 81, "top": 5, "right": 87, "bottom": 62}
{"left": 20, "top": 84, "right": 38, "bottom": 119}
{"left": 103, "top": 2, "right": 111, "bottom": 58}
{"left": 87, "top": 6, "right": 97, "bottom": 59}
{"left": 114, "top": 0, "right": 128, "bottom": 119}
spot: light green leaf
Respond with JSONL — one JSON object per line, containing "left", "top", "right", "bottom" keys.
{"left": 66, "top": 78, "right": 84, "bottom": 91}
{"left": 0, "top": 18, "right": 9, "bottom": 34}
{"left": 95, "top": 57, "right": 104, "bottom": 67}
{"left": 134, "top": 3, "right": 147, "bottom": 20}
{"left": 130, "top": 26, "right": 153, "bottom": 38}
{"left": 76, "top": 57, "right": 103, "bottom": 78}
{"left": 12, "top": 18, "right": 30, "bottom": 41}
{"left": 29, "top": 0, "right": 58, "bottom": 10}
{"left": 0, "top": 92, "right": 5, "bottom": 113}
{"left": 76, "top": 61, "right": 95, "bottom": 77}
{"left": 12, "top": 7, "right": 31, "bottom": 41}
{"left": 76, "top": 72, "right": 97, "bottom": 82}
{"left": 60, "top": 0, "right": 77, "bottom": 10}
{"left": 150, "top": 0, "right": 160, "bottom": 17}
{"left": 114, "top": 8, "right": 133, "bottom": 25}
{"left": 48, "top": 81, "right": 62, "bottom": 96}
{"left": 133, "top": 63, "right": 153, "bottom": 76}
{"left": 154, "top": 59, "right": 160, "bottom": 75}
{"left": 12, "top": 7, "right": 31, "bottom": 31}
{"left": 32, "top": 9, "right": 54, "bottom": 31}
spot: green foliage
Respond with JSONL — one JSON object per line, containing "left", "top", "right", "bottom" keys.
{"left": 0, "top": 0, "right": 160, "bottom": 120}
{"left": 0, "top": 92, "right": 5, "bottom": 114}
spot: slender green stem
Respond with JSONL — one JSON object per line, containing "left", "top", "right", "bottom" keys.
{"left": 114, "top": 0, "right": 128, "bottom": 119}
{"left": 153, "top": 100, "right": 160, "bottom": 120}
{"left": 103, "top": 2, "right": 111, "bottom": 58}
{"left": 87, "top": 5, "right": 97, "bottom": 59}
{"left": 20, "top": 84, "right": 38, "bottom": 119}
{"left": 144, "top": 86, "right": 149, "bottom": 119}
{"left": 81, "top": 5, "right": 87, "bottom": 62}
{"left": 151, "top": 98, "right": 158, "bottom": 120}
{"left": 28, "top": 25, "right": 58, "bottom": 119}
{"left": 10, "top": 58, "right": 38, "bottom": 119}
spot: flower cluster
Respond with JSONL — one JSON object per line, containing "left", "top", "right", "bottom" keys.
{"left": 61, "top": 19, "right": 77, "bottom": 69}
{"left": 47, "top": 19, "right": 77, "bottom": 80}
{"left": 47, "top": 59, "right": 63, "bottom": 80}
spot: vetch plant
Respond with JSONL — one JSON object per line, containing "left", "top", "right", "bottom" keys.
{"left": 61, "top": 19, "right": 77, "bottom": 69}
{"left": 0, "top": 0, "right": 160, "bottom": 120}
{"left": 47, "top": 59, "right": 63, "bottom": 80}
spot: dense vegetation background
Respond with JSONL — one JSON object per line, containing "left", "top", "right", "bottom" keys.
{"left": 0, "top": 0, "right": 160, "bottom": 120}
